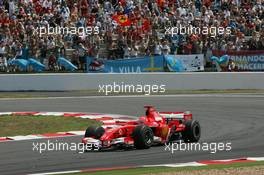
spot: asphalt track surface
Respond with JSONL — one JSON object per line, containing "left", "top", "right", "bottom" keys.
{"left": 0, "top": 95, "right": 264, "bottom": 175}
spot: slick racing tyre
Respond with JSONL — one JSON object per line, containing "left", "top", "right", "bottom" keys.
{"left": 182, "top": 120, "right": 201, "bottom": 142}
{"left": 132, "top": 125, "right": 154, "bottom": 149}
{"left": 85, "top": 126, "right": 105, "bottom": 139}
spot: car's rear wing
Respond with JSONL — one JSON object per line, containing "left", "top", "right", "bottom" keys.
{"left": 159, "top": 111, "right": 192, "bottom": 121}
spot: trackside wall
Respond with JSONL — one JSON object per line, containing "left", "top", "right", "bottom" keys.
{"left": 0, "top": 73, "right": 263, "bottom": 91}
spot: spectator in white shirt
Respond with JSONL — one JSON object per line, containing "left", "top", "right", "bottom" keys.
{"left": 124, "top": 44, "right": 131, "bottom": 58}
{"left": 162, "top": 40, "right": 171, "bottom": 55}
{"left": 154, "top": 42, "right": 162, "bottom": 55}
{"left": 130, "top": 45, "right": 138, "bottom": 57}
{"left": 42, "top": 0, "right": 52, "bottom": 11}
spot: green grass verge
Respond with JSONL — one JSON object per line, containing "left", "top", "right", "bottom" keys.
{"left": 0, "top": 115, "right": 100, "bottom": 137}
{"left": 64, "top": 161, "right": 264, "bottom": 175}
{"left": 1, "top": 89, "right": 264, "bottom": 98}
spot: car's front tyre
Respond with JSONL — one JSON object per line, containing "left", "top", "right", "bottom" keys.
{"left": 85, "top": 126, "right": 105, "bottom": 139}
{"left": 132, "top": 125, "right": 154, "bottom": 149}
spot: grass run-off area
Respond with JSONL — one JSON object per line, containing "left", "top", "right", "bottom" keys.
{"left": 65, "top": 161, "right": 264, "bottom": 175}
{"left": 0, "top": 115, "right": 100, "bottom": 137}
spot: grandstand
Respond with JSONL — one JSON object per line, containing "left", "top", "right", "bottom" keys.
{"left": 0, "top": 0, "right": 263, "bottom": 72}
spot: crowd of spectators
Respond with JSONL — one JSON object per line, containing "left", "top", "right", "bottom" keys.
{"left": 0, "top": 0, "right": 263, "bottom": 71}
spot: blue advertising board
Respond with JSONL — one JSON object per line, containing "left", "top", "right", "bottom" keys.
{"left": 58, "top": 57, "right": 78, "bottom": 71}
{"left": 8, "top": 58, "right": 46, "bottom": 72}
{"left": 212, "top": 50, "right": 264, "bottom": 71}
{"left": 8, "top": 59, "right": 29, "bottom": 71}
{"left": 165, "top": 54, "right": 204, "bottom": 72}
{"left": 87, "top": 56, "right": 164, "bottom": 73}
{"left": 28, "top": 58, "right": 46, "bottom": 72}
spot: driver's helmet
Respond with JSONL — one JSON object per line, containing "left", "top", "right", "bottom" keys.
{"left": 145, "top": 106, "right": 163, "bottom": 122}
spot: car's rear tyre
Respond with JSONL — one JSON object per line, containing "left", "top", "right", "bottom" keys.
{"left": 85, "top": 126, "right": 105, "bottom": 139}
{"left": 132, "top": 125, "right": 154, "bottom": 149}
{"left": 182, "top": 120, "right": 201, "bottom": 142}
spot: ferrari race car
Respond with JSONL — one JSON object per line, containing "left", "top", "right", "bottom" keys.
{"left": 82, "top": 106, "right": 201, "bottom": 150}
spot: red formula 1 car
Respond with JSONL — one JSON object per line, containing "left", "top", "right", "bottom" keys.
{"left": 82, "top": 106, "right": 201, "bottom": 150}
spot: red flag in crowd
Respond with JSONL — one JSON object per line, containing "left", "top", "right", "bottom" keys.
{"left": 142, "top": 18, "right": 151, "bottom": 31}
{"left": 157, "top": 0, "right": 165, "bottom": 11}
{"left": 157, "top": 0, "right": 165, "bottom": 7}
{"left": 112, "top": 14, "right": 131, "bottom": 27}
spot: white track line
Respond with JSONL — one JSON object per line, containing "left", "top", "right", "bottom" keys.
{"left": 28, "top": 170, "right": 81, "bottom": 175}
{"left": 143, "top": 162, "right": 206, "bottom": 168}
{"left": 247, "top": 157, "right": 264, "bottom": 161}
